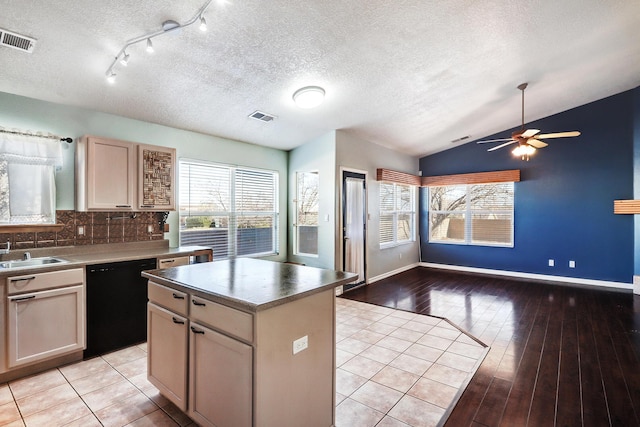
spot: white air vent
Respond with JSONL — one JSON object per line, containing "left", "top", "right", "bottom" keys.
{"left": 249, "top": 111, "right": 276, "bottom": 122}
{"left": 451, "top": 135, "right": 470, "bottom": 143}
{"left": 0, "top": 28, "right": 36, "bottom": 53}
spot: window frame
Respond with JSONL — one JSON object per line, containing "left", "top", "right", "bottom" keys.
{"left": 178, "top": 159, "right": 279, "bottom": 258}
{"left": 428, "top": 182, "right": 514, "bottom": 248}
{"left": 294, "top": 170, "right": 319, "bottom": 257}
{"left": 379, "top": 181, "right": 416, "bottom": 249}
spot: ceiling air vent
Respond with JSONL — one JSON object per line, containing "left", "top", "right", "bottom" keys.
{"left": 451, "top": 135, "right": 470, "bottom": 143}
{"left": 0, "top": 28, "right": 36, "bottom": 53}
{"left": 249, "top": 111, "right": 276, "bottom": 123}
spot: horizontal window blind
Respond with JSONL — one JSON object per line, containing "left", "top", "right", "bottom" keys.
{"left": 380, "top": 182, "right": 415, "bottom": 247}
{"left": 429, "top": 182, "right": 514, "bottom": 247}
{"left": 179, "top": 160, "right": 278, "bottom": 258}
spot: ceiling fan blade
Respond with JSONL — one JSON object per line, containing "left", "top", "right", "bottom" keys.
{"left": 477, "top": 138, "right": 514, "bottom": 144}
{"left": 534, "top": 131, "right": 581, "bottom": 139}
{"left": 488, "top": 141, "right": 516, "bottom": 152}
{"left": 526, "top": 138, "right": 548, "bottom": 149}
{"left": 521, "top": 129, "right": 540, "bottom": 138}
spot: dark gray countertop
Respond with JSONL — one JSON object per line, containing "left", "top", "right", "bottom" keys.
{"left": 142, "top": 258, "right": 358, "bottom": 313}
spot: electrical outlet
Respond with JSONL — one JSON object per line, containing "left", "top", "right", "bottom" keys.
{"left": 548, "top": 259, "right": 555, "bottom": 267}
{"left": 147, "top": 224, "right": 154, "bottom": 233}
{"left": 293, "top": 335, "right": 308, "bottom": 355}
{"left": 569, "top": 260, "right": 576, "bottom": 268}
{"left": 77, "top": 226, "right": 84, "bottom": 236}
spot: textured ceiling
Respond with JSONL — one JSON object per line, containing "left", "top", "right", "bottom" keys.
{"left": 1, "top": 0, "right": 639, "bottom": 156}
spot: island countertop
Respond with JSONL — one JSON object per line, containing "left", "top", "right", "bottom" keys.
{"left": 142, "top": 258, "right": 358, "bottom": 313}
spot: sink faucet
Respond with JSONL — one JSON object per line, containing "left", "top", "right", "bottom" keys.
{"left": 0, "top": 240, "right": 9, "bottom": 255}
{"left": 23, "top": 252, "right": 31, "bottom": 261}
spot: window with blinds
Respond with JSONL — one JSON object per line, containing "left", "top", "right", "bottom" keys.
{"left": 428, "top": 182, "right": 514, "bottom": 247}
{"left": 179, "top": 160, "right": 278, "bottom": 258}
{"left": 379, "top": 182, "right": 415, "bottom": 247}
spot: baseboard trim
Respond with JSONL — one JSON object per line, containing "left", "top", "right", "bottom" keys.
{"left": 368, "top": 263, "right": 421, "bottom": 284}
{"left": 420, "top": 262, "right": 632, "bottom": 291}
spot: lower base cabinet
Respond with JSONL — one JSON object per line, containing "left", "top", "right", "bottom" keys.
{"left": 189, "top": 322, "right": 252, "bottom": 427}
{"left": 147, "top": 303, "right": 188, "bottom": 410}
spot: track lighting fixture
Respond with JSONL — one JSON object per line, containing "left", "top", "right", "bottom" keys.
{"left": 105, "top": 0, "right": 217, "bottom": 83}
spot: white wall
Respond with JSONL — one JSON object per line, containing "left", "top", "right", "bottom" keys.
{"left": 335, "top": 130, "right": 420, "bottom": 281}
{"left": 287, "top": 131, "right": 337, "bottom": 268}
{"left": 0, "top": 92, "right": 288, "bottom": 259}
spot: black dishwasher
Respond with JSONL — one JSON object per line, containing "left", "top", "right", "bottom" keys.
{"left": 84, "top": 258, "right": 157, "bottom": 358}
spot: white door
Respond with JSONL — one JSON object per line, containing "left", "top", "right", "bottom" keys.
{"left": 342, "top": 171, "right": 366, "bottom": 287}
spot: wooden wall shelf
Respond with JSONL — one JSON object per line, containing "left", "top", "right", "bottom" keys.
{"left": 614, "top": 200, "right": 640, "bottom": 214}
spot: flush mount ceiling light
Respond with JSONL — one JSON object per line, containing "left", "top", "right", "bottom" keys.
{"left": 293, "top": 86, "right": 325, "bottom": 109}
{"left": 105, "top": 0, "right": 221, "bottom": 84}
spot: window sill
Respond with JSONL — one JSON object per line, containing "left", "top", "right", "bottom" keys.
{"left": 0, "top": 224, "right": 64, "bottom": 233}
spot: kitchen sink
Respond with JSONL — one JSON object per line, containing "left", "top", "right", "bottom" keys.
{"left": 0, "top": 257, "right": 68, "bottom": 270}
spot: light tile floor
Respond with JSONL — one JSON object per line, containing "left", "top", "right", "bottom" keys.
{"left": 335, "top": 298, "right": 488, "bottom": 427}
{"left": 0, "top": 299, "right": 487, "bottom": 427}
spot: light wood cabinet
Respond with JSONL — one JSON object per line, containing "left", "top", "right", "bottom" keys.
{"left": 6, "top": 269, "right": 85, "bottom": 368}
{"left": 189, "top": 322, "right": 252, "bottom": 427}
{"left": 138, "top": 144, "right": 176, "bottom": 211}
{"left": 76, "top": 136, "right": 176, "bottom": 212}
{"left": 77, "top": 136, "right": 136, "bottom": 211}
{"left": 157, "top": 256, "right": 190, "bottom": 269}
{"left": 147, "top": 302, "right": 188, "bottom": 411}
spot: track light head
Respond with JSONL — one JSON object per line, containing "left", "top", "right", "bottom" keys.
{"left": 146, "top": 38, "right": 154, "bottom": 53}
{"left": 120, "top": 52, "right": 130, "bottom": 66}
{"left": 106, "top": 72, "right": 116, "bottom": 84}
{"left": 199, "top": 16, "right": 207, "bottom": 32}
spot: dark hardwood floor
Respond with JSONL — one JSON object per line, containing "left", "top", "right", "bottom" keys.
{"left": 340, "top": 267, "right": 640, "bottom": 427}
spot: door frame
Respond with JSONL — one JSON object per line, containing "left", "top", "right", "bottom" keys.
{"left": 339, "top": 167, "right": 368, "bottom": 290}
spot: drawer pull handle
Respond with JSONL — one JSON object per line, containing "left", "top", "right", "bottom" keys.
{"left": 141, "top": 205, "right": 155, "bottom": 208}
{"left": 190, "top": 326, "right": 205, "bottom": 334}
{"left": 161, "top": 260, "right": 175, "bottom": 264}
{"left": 172, "top": 293, "right": 185, "bottom": 300}
{"left": 172, "top": 317, "right": 185, "bottom": 325}
{"left": 11, "top": 295, "right": 36, "bottom": 302}
{"left": 192, "top": 299, "right": 206, "bottom": 307}
{"left": 115, "top": 205, "right": 131, "bottom": 208}
{"left": 10, "top": 276, "right": 36, "bottom": 282}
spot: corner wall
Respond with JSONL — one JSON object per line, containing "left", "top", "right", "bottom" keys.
{"left": 419, "top": 88, "right": 637, "bottom": 285}
{"left": 287, "top": 131, "right": 337, "bottom": 269}
{"left": 336, "top": 131, "right": 420, "bottom": 281}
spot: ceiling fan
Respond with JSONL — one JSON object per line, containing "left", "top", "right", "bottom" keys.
{"left": 477, "top": 83, "right": 580, "bottom": 160}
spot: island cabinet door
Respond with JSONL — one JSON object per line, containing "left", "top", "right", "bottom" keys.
{"left": 147, "top": 303, "right": 188, "bottom": 411}
{"left": 188, "top": 322, "right": 252, "bottom": 427}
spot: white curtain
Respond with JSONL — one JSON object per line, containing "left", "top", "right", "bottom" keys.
{"left": 345, "top": 177, "right": 365, "bottom": 284}
{"left": 0, "top": 133, "right": 63, "bottom": 224}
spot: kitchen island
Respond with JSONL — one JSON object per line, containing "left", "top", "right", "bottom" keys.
{"left": 142, "top": 258, "right": 357, "bottom": 427}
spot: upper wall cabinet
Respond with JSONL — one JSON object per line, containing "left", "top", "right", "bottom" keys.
{"left": 138, "top": 144, "right": 176, "bottom": 211}
{"left": 76, "top": 136, "right": 176, "bottom": 211}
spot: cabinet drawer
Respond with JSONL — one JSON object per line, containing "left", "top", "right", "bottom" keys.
{"left": 158, "top": 256, "right": 190, "bottom": 269}
{"left": 191, "top": 296, "right": 253, "bottom": 343}
{"left": 148, "top": 281, "right": 188, "bottom": 316}
{"left": 7, "top": 268, "right": 84, "bottom": 295}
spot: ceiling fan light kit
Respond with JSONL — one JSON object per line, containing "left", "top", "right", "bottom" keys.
{"left": 105, "top": 0, "right": 217, "bottom": 84}
{"left": 477, "top": 82, "right": 581, "bottom": 160}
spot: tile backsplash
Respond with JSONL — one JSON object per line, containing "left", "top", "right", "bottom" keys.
{"left": 0, "top": 210, "right": 166, "bottom": 250}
